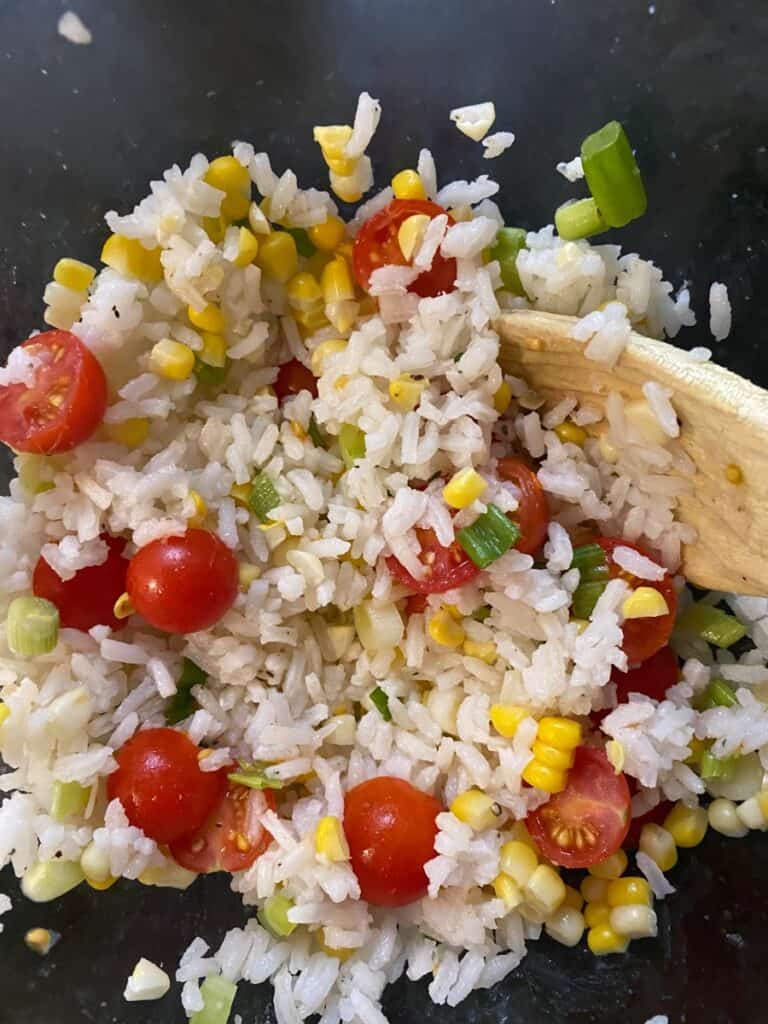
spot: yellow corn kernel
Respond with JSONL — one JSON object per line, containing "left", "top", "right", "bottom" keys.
{"left": 106, "top": 417, "right": 149, "bottom": 448}
{"left": 562, "top": 885, "right": 584, "bottom": 912}
{"left": 187, "top": 490, "right": 207, "bottom": 527}
{"left": 537, "top": 717, "right": 583, "bottom": 751}
{"left": 589, "top": 849, "right": 628, "bottom": 880}
{"left": 317, "top": 936, "right": 355, "bottom": 962}
{"left": 321, "top": 256, "right": 355, "bottom": 303}
{"left": 554, "top": 421, "right": 587, "bottom": 446}
{"left": 449, "top": 204, "right": 474, "bottom": 222}
{"left": 296, "top": 307, "right": 330, "bottom": 336}
{"left": 638, "top": 823, "right": 678, "bottom": 871}
{"left": 428, "top": 609, "right": 466, "bottom": 648}
{"left": 622, "top": 586, "right": 670, "bottom": 620}
{"left": 490, "top": 704, "right": 529, "bottom": 739}
{"left": 148, "top": 339, "right": 195, "bottom": 381}
{"left": 257, "top": 231, "right": 298, "bottom": 283}
{"left": 286, "top": 272, "right": 323, "bottom": 311}
{"left": 610, "top": 904, "right": 658, "bottom": 939}
{"left": 87, "top": 875, "right": 118, "bottom": 891}
{"left": 230, "top": 483, "right": 252, "bottom": 506}
{"left": 606, "top": 876, "right": 652, "bottom": 908}
{"left": 580, "top": 875, "right": 610, "bottom": 904}
{"left": 493, "top": 380, "right": 512, "bottom": 415}
{"left": 188, "top": 302, "right": 226, "bottom": 333}
{"left": 605, "top": 739, "right": 625, "bottom": 774}
{"left": 203, "top": 214, "right": 229, "bottom": 244}
{"left": 233, "top": 226, "right": 259, "bottom": 267}
{"left": 463, "top": 639, "right": 497, "bottom": 664}
{"left": 314, "top": 815, "right": 350, "bottom": 862}
{"left": 309, "top": 216, "right": 347, "bottom": 252}
{"left": 53, "top": 257, "right": 95, "bottom": 292}
{"left": 311, "top": 339, "right": 347, "bottom": 375}
{"left": 587, "top": 923, "right": 628, "bottom": 956}
{"left": 325, "top": 299, "right": 360, "bottom": 334}
{"left": 451, "top": 789, "right": 499, "bottom": 831}
{"left": 198, "top": 332, "right": 227, "bottom": 369}
{"left": 522, "top": 760, "right": 567, "bottom": 793}
{"left": 391, "top": 169, "right": 427, "bottom": 201}
{"left": 584, "top": 901, "right": 611, "bottom": 928}
{"left": 238, "top": 563, "right": 260, "bottom": 590}
{"left": 546, "top": 905, "right": 586, "bottom": 948}
{"left": 329, "top": 170, "right": 365, "bottom": 204}
{"left": 388, "top": 374, "right": 425, "bottom": 411}
{"left": 531, "top": 741, "right": 574, "bottom": 772}
{"left": 113, "top": 593, "right": 135, "bottom": 620}
{"left": 508, "top": 820, "right": 539, "bottom": 851}
{"left": 443, "top": 467, "right": 487, "bottom": 510}
{"left": 0, "top": 703, "right": 9, "bottom": 729}
{"left": 725, "top": 463, "right": 743, "bottom": 485}
{"left": 599, "top": 433, "right": 620, "bottom": 464}
{"left": 313, "top": 125, "right": 353, "bottom": 161}
{"left": 492, "top": 872, "right": 523, "bottom": 910}
{"left": 664, "top": 802, "right": 708, "bottom": 848}
{"left": 204, "top": 156, "right": 251, "bottom": 220}
{"left": 397, "top": 213, "right": 431, "bottom": 261}
{"left": 685, "top": 736, "right": 706, "bottom": 766}
{"left": 524, "top": 864, "right": 566, "bottom": 915}
{"left": 24, "top": 927, "right": 58, "bottom": 955}
{"left": 499, "top": 840, "right": 538, "bottom": 886}
{"left": 290, "top": 420, "right": 307, "bottom": 441}
{"left": 101, "top": 234, "right": 164, "bottom": 283}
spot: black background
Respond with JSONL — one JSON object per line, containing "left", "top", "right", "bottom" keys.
{"left": 0, "top": 1, "right": 767, "bottom": 1021}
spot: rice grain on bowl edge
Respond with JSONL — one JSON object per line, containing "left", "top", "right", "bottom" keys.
{"left": 0, "top": 92, "right": 763, "bottom": 1024}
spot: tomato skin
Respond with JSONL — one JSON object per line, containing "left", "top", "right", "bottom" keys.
{"left": 386, "top": 527, "right": 480, "bottom": 595}
{"left": 107, "top": 728, "right": 225, "bottom": 844}
{"left": 526, "top": 746, "right": 631, "bottom": 868}
{"left": 405, "top": 593, "right": 429, "bottom": 616}
{"left": 274, "top": 359, "right": 318, "bottom": 402}
{"left": 624, "top": 779, "right": 672, "bottom": 850}
{"left": 32, "top": 534, "right": 129, "bottom": 632}
{"left": 352, "top": 199, "right": 457, "bottom": 299}
{"left": 170, "top": 784, "right": 275, "bottom": 874}
{"left": 593, "top": 645, "right": 679, "bottom": 727}
{"left": 344, "top": 776, "right": 442, "bottom": 907}
{"left": 126, "top": 529, "right": 239, "bottom": 634}
{"left": 496, "top": 457, "right": 550, "bottom": 556}
{"left": 595, "top": 537, "right": 677, "bottom": 665}
{"left": 0, "top": 331, "right": 107, "bottom": 454}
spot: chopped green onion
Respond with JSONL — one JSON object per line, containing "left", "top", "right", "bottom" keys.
{"left": 248, "top": 471, "right": 281, "bottom": 522}
{"left": 571, "top": 581, "right": 608, "bottom": 619}
{"left": 554, "top": 198, "right": 608, "bottom": 241}
{"left": 456, "top": 504, "right": 521, "bottom": 569}
{"left": 283, "top": 226, "right": 316, "bottom": 258}
{"left": 194, "top": 357, "right": 229, "bottom": 389}
{"left": 7, "top": 596, "right": 59, "bottom": 657}
{"left": 17, "top": 455, "right": 55, "bottom": 495}
{"left": 677, "top": 602, "right": 747, "bottom": 648}
{"left": 700, "top": 678, "right": 738, "bottom": 709}
{"left": 570, "top": 543, "right": 609, "bottom": 581}
{"left": 699, "top": 750, "right": 737, "bottom": 781}
{"left": 227, "top": 760, "right": 285, "bottom": 790}
{"left": 580, "top": 120, "right": 647, "bottom": 229}
{"left": 489, "top": 226, "right": 527, "bottom": 295}
{"left": 307, "top": 414, "right": 326, "bottom": 448}
{"left": 472, "top": 605, "right": 492, "bottom": 622}
{"left": 258, "top": 891, "right": 297, "bottom": 937}
{"left": 369, "top": 686, "right": 392, "bottom": 721}
{"left": 165, "top": 657, "right": 207, "bottom": 725}
{"left": 51, "top": 781, "right": 90, "bottom": 822}
{"left": 338, "top": 424, "right": 366, "bottom": 468}
{"left": 190, "top": 975, "right": 237, "bottom": 1024}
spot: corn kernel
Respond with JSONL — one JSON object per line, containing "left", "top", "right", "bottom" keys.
{"left": 203, "top": 214, "right": 229, "bottom": 244}
{"left": 599, "top": 433, "right": 620, "bottom": 463}
{"left": 391, "top": 169, "right": 427, "bottom": 201}
{"left": 605, "top": 739, "right": 625, "bottom": 774}
{"left": 101, "top": 234, "right": 163, "bottom": 283}
{"left": 449, "top": 204, "right": 474, "bottom": 222}
{"left": 536, "top": 717, "right": 583, "bottom": 750}
{"left": 238, "top": 563, "right": 260, "bottom": 590}
{"left": 443, "top": 467, "right": 487, "bottom": 509}
{"left": 313, "top": 125, "right": 353, "bottom": 161}
{"left": 493, "top": 872, "right": 523, "bottom": 910}
{"left": 388, "top": 374, "right": 426, "bottom": 411}
{"left": 522, "top": 759, "right": 567, "bottom": 793}
{"left": 397, "top": 213, "right": 431, "bottom": 260}
{"left": 113, "top": 593, "right": 135, "bottom": 620}
{"left": 24, "top": 927, "right": 59, "bottom": 956}
{"left": 524, "top": 863, "right": 566, "bottom": 915}
{"left": 204, "top": 156, "right": 251, "bottom": 220}
{"left": 22, "top": 861, "right": 85, "bottom": 903}
{"left": 197, "top": 332, "right": 226, "bottom": 369}
{"left": 562, "top": 885, "right": 584, "bottom": 912}
{"left": 685, "top": 736, "right": 706, "bottom": 766}
{"left": 546, "top": 906, "right": 586, "bottom": 947}
{"left": 622, "top": 586, "right": 670, "bottom": 620}
{"left": 708, "top": 797, "right": 749, "bottom": 838}
{"left": 606, "top": 877, "right": 652, "bottom": 907}
{"left": 188, "top": 302, "right": 226, "bottom": 333}
{"left": 290, "top": 419, "right": 307, "bottom": 441}
{"left": 589, "top": 849, "right": 628, "bottom": 880}
{"left": 257, "top": 231, "right": 298, "bottom": 283}
{"left": 230, "top": 483, "right": 252, "bottom": 506}
{"left": 321, "top": 256, "right": 355, "bottom": 303}
{"left": 325, "top": 298, "right": 360, "bottom": 334}
{"left": 0, "top": 703, "right": 10, "bottom": 730}
{"left": 106, "top": 417, "right": 149, "bottom": 448}
{"left": 493, "top": 380, "right": 512, "bottom": 415}
{"left": 287, "top": 272, "right": 323, "bottom": 311}
{"left": 664, "top": 802, "right": 708, "bottom": 848}
{"left": 499, "top": 840, "right": 538, "bottom": 886}
{"left": 554, "top": 421, "right": 587, "bottom": 446}
{"left": 638, "top": 823, "right": 678, "bottom": 871}
{"left": 317, "top": 936, "right": 355, "bottom": 962}
{"left": 584, "top": 901, "right": 611, "bottom": 928}
{"left": 329, "top": 168, "right": 365, "bottom": 204}
{"left": 531, "top": 741, "right": 574, "bottom": 772}
{"left": 609, "top": 905, "right": 657, "bottom": 939}
{"left": 580, "top": 875, "right": 609, "bottom": 904}
{"left": 187, "top": 490, "right": 207, "bottom": 527}
{"left": 587, "top": 923, "right": 629, "bottom": 956}
{"left": 508, "top": 820, "right": 539, "bottom": 851}
{"left": 428, "top": 609, "right": 466, "bottom": 648}
{"left": 311, "top": 339, "right": 347, "bottom": 375}
{"left": 314, "top": 815, "right": 350, "bottom": 862}
{"left": 53, "top": 257, "right": 95, "bottom": 292}
{"left": 737, "top": 794, "right": 768, "bottom": 831}
{"left": 234, "top": 226, "right": 259, "bottom": 267}
{"left": 463, "top": 639, "right": 497, "bottom": 664}
{"left": 87, "top": 875, "right": 118, "bottom": 891}
{"left": 451, "top": 789, "right": 499, "bottom": 831}
{"left": 149, "top": 339, "right": 195, "bottom": 381}
{"left": 725, "top": 463, "right": 744, "bottom": 485}
{"left": 296, "top": 307, "right": 330, "bottom": 336}
{"left": 309, "top": 216, "right": 347, "bottom": 251}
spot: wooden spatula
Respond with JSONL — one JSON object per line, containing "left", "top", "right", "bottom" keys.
{"left": 495, "top": 309, "right": 768, "bottom": 596}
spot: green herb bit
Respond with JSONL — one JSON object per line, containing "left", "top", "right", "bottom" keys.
{"left": 369, "top": 686, "right": 392, "bottom": 721}
{"left": 165, "top": 657, "right": 207, "bottom": 725}
{"left": 308, "top": 414, "right": 326, "bottom": 448}
{"left": 228, "top": 760, "right": 285, "bottom": 790}
{"left": 248, "top": 471, "right": 281, "bottom": 522}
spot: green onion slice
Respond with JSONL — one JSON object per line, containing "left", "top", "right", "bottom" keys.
{"left": 165, "top": 657, "right": 207, "bottom": 725}
{"left": 338, "top": 424, "right": 366, "bottom": 468}
{"left": 472, "top": 605, "right": 492, "bottom": 623}
{"left": 677, "top": 603, "right": 747, "bottom": 649}
{"left": 699, "top": 750, "right": 737, "bottom": 781}
{"left": 189, "top": 975, "right": 238, "bottom": 1024}
{"left": 699, "top": 678, "right": 738, "bottom": 709}
{"left": 51, "top": 780, "right": 90, "bottom": 822}
{"left": 308, "top": 414, "right": 326, "bottom": 448}
{"left": 457, "top": 504, "right": 521, "bottom": 569}
{"left": 283, "top": 226, "right": 316, "bottom": 258}
{"left": 555, "top": 198, "right": 608, "bottom": 241}
{"left": 369, "top": 686, "right": 392, "bottom": 721}
{"left": 194, "top": 357, "right": 229, "bottom": 389}
{"left": 248, "top": 471, "right": 281, "bottom": 522}
{"left": 7, "top": 596, "right": 59, "bottom": 657}
{"left": 489, "top": 226, "right": 527, "bottom": 295}
{"left": 571, "top": 581, "right": 608, "bottom": 619}
{"left": 227, "top": 760, "right": 285, "bottom": 790}
{"left": 258, "top": 892, "right": 297, "bottom": 937}
{"left": 580, "top": 120, "right": 647, "bottom": 229}
{"left": 570, "top": 543, "right": 609, "bottom": 581}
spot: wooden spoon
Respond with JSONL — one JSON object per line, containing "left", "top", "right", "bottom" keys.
{"left": 495, "top": 308, "right": 768, "bottom": 596}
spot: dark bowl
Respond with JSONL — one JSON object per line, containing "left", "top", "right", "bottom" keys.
{"left": 1, "top": 2, "right": 767, "bottom": 1022}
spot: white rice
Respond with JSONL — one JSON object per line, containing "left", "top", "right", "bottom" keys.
{"left": 57, "top": 11, "right": 92, "bottom": 45}
{"left": 482, "top": 132, "right": 516, "bottom": 160}
{"left": 709, "top": 281, "right": 732, "bottom": 341}
{"left": 556, "top": 156, "right": 584, "bottom": 182}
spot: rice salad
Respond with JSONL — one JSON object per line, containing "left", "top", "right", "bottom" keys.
{"left": 0, "top": 92, "right": 765, "bottom": 1023}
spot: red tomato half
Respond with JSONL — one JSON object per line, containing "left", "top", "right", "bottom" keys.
{"left": 593, "top": 645, "right": 679, "bottom": 727}
{"left": 352, "top": 199, "right": 457, "bottom": 299}
{"left": 596, "top": 537, "right": 677, "bottom": 665}
{"left": 274, "top": 359, "right": 318, "bottom": 402}
{"left": 386, "top": 527, "right": 480, "bottom": 594}
{"left": 496, "top": 457, "right": 550, "bottom": 556}
{"left": 526, "top": 746, "right": 631, "bottom": 868}
{"left": 624, "top": 778, "right": 672, "bottom": 850}
{"left": 107, "top": 728, "right": 225, "bottom": 844}
{"left": 0, "top": 331, "right": 107, "bottom": 454}
{"left": 126, "top": 529, "right": 239, "bottom": 634}
{"left": 32, "top": 534, "right": 129, "bottom": 632}
{"left": 344, "top": 776, "right": 442, "bottom": 907}
{"left": 170, "top": 784, "right": 275, "bottom": 874}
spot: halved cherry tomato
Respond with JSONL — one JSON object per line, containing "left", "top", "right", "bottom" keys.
{"left": 0, "top": 330, "right": 107, "bottom": 454}
{"left": 526, "top": 746, "right": 631, "bottom": 868}
{"left": 352, "top": 199, "right": 457, "bottom": 299}
{"left": 32, "top": 534, "right": 129, "bottom": 632}
{"left": 405, "top": 593, "right": 429, "bottom": 615}
{"left": 344, "top": 776, "right": 442, "bottom": 907}
{"left": 595, "top": 537, "right": 677, "bottom": 665}
{"left": 107, "top": 728, "right": 225, "bottom": 844}
{"left": 496, "top": 457, "right": 550, "bottom": 556}
{"left": 386, "top": 527, "right": 480, "bottom": 594}
{"left": 274, "top": 358, "right": 317, "bottom": 402}
{"left": 593, "top": 645, "right": 679, "bottom": 727}
{"left": 170, "top": 783, "right": 275, "bottom": 874}
{"left": 126, "top": 528, "right": 239, "bottom": 634}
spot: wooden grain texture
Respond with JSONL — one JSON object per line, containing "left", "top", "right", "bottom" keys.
{"left": 495, "top": 309, "right": 768, "bottom": 596}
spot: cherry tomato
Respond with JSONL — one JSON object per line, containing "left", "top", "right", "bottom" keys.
{"left": 405, "top": 593, "right": 429, "bottom": 615}
{"left": 126, "top": 529, "right": 239, "bottom": 634}
{"left": 107, "top": 728, "right": 225, "bottom": 844}
{"left": 170, "top": 783, "right": 275, "bottom": 874}
{"left": 595, "top": 537, "right": 677, "bottom": 665}
{"left": 274, "top": 359, "right": 317, "bottom": 402}
{"left": 32, "top": 534, "right": 129, "bottom": 632}
{"left": 592, "top": 645, "right": 679, "bottom": 727}
{"left": 0, "top": 330, "right": 107, "bottom": 454}
{"left": 496, "top": 457, "right": 549, "bottom": 556}
{"left": 352, "top": 199, "right": 457, "bottom": 299}
{"left": 624, "top": 778, "right": 672, "bottom": 850}
{"left": 526, "top": 746, "right": 631, "bottom": 868}
{"left": 386, "top": 527, "right": 480, "bottom": 594}
{"left": 344, "top": 776, "right": 442, "bottom": 907}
